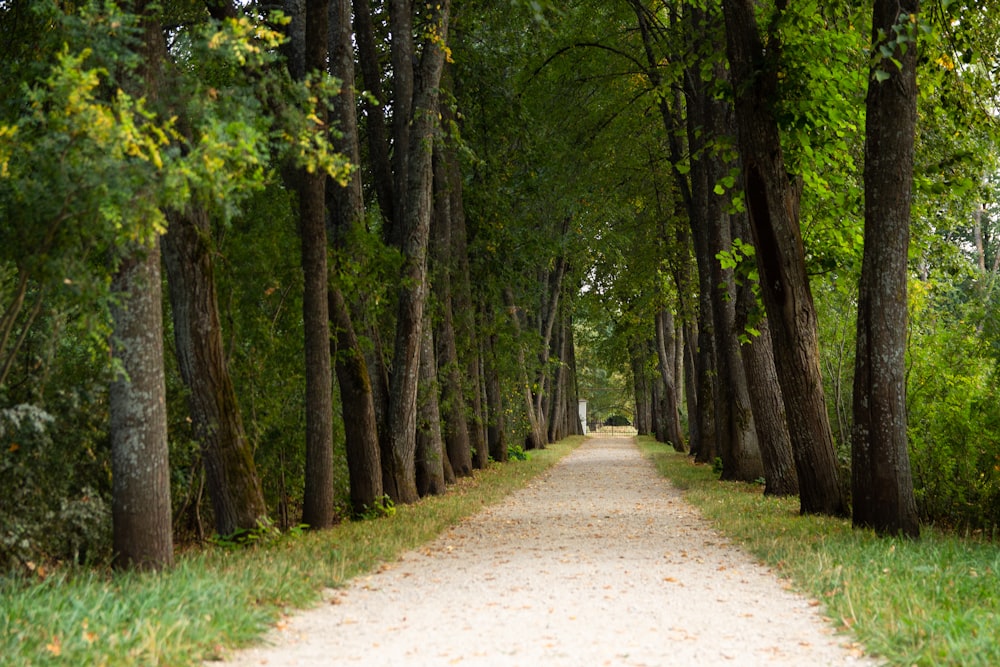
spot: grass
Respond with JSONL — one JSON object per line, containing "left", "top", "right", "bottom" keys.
{"left": 0, "top": 437, "right": 582, "bottom": 666}
{"left": 638, "top": 436, "right": 1000, "bottom": 667}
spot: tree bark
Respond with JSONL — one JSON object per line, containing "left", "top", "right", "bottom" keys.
{"left": 707, "top": 88, "right": 763, "bottom": 482}
{"left": 111, "top": 239, "right": 173, "bottom": 570}
{"left": 722, "top": 0, "right": 847, "bottom": 516}
{"left": 632, "top": 340, "right": 653, "bottom": 436}
{"left": 327, "top": 0, "right": 384, "bottom": 515}
{"left": 384, "top": 0, "right": 451, "bottom": 503}
{"left": 297, "top": 0, "right": 336, "bottom": 530}
{"left": 110, "top": 2, "right": 172, "bottom": 571}
{"left": 416, "top": 321, "right": 448, "bottom": 495}
{"left": 739, "top": 319, "right": 800, "bottom": 496}
{"left": 852, "top": 0, "right": 920, "bottom": 537}
{"left": 733, "top": 205, "right": 798, "bottom": 496}
{"left": 329, "top": 286, "right": 384, "bottom": 513}
{"left": 547, "top": 314, "right": 569, "bottom": 442}
{"left": 654, "top": 308, "right": 686, "bottom": 452}
{"left": 482, "top": 303, "right": 508, "bottom": 462}
{"left": 446, "top": 137, "right": 489, "bottom": 468}
{"left": 431, "top": 142, "right": 473, "bottom": 477}
{"left": 505, "top": 287, "right": 547, "bottom": 450}
{"left": 162, "top": 207, "right": 269, "bottom": 537}
{"left": 562, "top": 317, "right": 583, "bottom": 436}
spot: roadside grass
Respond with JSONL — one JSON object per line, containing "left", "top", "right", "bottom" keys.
{"left": 638, "top": 436, "right": 1000, "bottom": 667}
{"left": 0, "top": 437, "right": 582, "bottom": 666}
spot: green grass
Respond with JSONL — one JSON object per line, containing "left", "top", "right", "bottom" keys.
{"left": 0, "top": 437, "right": 582, "bottom": 666}
{"left": 638, "top": 436, "right": 1000, "bottom": 667}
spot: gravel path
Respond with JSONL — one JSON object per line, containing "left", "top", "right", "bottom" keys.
{"left": 220, "top": 437, "right": 878, "bottom": 666}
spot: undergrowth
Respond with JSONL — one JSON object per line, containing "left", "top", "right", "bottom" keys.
{"left": 639, "top": 436, "right": 1000, "bottom": 667}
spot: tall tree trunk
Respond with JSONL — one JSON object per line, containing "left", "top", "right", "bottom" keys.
{"left": 482, "top": 304, "right": 508, "bottom": 462}
{"left": 111, "top": 240, "right": 173, "bottom": 570}
{"left": 852, "top": 0, "right": 920, "bottom": 537}
{"left": 441, "top": 106, "right": 490, "bottom": 467}
{"left": 722, "top": 0, "right": 847, "bottom": 516}
{"left": 297, "top": 0, "right": 335, "bottom": 530}
{"left": 505, "top": 287, "right": 547, "bottom": 450}
{"left": 733, "top": 200, "right": 798, "bottom": 496}
{"left": 632, "top": 341, "right": 653, "bottom": 436}
{"left": 431, "top": 142, "right": 473, "bottom": 477}
{"left": 706, "top": 81, "right": 763, "bottom": 481}
{"left": 562, "top": 318, "right": 582, "bottom": 437}
{"left": 329, "top": 287, "right": 384, "bottom": 513}
{"left": 163, "top": 207, "right": 269, "bottom": 537}
{"left": 682, "top": 319, "right": 700, "bottom": 454}
{"left": 547, "top": 314, "right": 569, "bottom": 442}
{"left": 326, "top": 0, "right": 384, "bottom": 515}
{"left": 533, "top": 255, "right": 568, "bottom": 445}
{"left": 416, "top": 322, "right": 448, "bottom": 495}
{"left": 655, "top": 308, "right": 686, "bottom": 452}
{"left": 110, "top": 2, "right": 172, "bottom": 572}
{"left": 633, "top": 0, "right": 714, "bottom": 461}
{"left": 384, "top": 0, "right": 451, "bottom": 503}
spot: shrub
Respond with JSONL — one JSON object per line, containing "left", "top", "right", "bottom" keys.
{"left": 0, "top": 404, "right": 111, "bottom": 572}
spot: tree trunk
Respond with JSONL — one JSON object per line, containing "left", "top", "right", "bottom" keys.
{"left": 110, "top": 2, "right": 172, "bottom": 572}
{"left": 852, "top": 0, "right": 920, "bottom": 537}
{"left": 733, "top": 200, "right": 797, "bottom": 496}
{"left": 682, "top": 319, "right": 700, "bottom": 454}
{"left": 702, "top": 50, "right": 763, "bottom": 481}
{"left": 632, "top": 341, "right": 653, "bottom": 436}
{"left": 505, "top": 287, "right": 547, "bottom": 450}
{"left": 326, "top": 0, "right": 384, "bottom": 515}
{"left": 384, "top": 0, "right": 451, "bottom": 503}
{"left": 722, "top": 0, "right": 847, "bottom": 516}
{"left": 329, "top": 286, "right": 384, "bottom": 514}
{"left": 111, "top": 238, "right": 173, "bottom": 570}
{"left": 741, "top": 322, "right": 800, "bottom": 497}
{"left": 547, "top": 315, "right": 569, "bottom": 442}
{"left": 655, "top": 309, "right": 686, "bottom": 452}
{"left": 431, "top": 142, "right": 473, "bottom": 477}
{"left": 163, "top": 207, "right": 269, "bottom": 537}
{"left": 296, "top": 0, "right": 335, "bottom": 530}
{"left": 482, "top": 304, "right": 508, "bottom": 462}
{"left": 441, "top": 112, "right": 490, "bottom": 467}
{"left": 416, "top": 322, "right": 448, "bottom": 495}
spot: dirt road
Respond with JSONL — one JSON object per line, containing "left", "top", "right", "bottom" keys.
{"left": 219, "top": 437, "right": 877, "bottom": 667}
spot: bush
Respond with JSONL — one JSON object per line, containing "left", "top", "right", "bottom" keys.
{"left": 0, "top": 404, "right": 111, "bottom": 572}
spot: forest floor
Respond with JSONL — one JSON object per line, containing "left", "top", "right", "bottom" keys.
{"left": 216, "top": 436, "right": 879, "bottom": 667}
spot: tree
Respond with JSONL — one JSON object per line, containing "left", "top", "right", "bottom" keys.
{"left": 382, "top": 0, "right": 453, "bottom": 503}
{"left": 851, "top": 0, "right": 920, "bottom": 537}
{"left": 162, "top": 205, "right": 269, "bottom": 538}
{"left": 110, "top": 1, "right": 173, "bottom": 570}
{"left": 722, "top": 0, "right": 848, "bottom": 516}
{"left": 431, "top": 136, "right": 473, "bottom": 477}
{"left": 287, "top": 0, "right": 336, "bottom": 529}
{"left": 327, "top": 0, "right": 384, "bottom": 516}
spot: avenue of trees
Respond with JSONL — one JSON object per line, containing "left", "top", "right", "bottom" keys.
{"left": 2, "top": 0, "right": 1000, "bottom": 572}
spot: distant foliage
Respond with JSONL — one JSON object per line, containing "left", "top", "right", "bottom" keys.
{"left": 906, "top": 282, "right": 1000, "bottom": 533}
{"left": 0, "top": 404, "right": 111, "bottom": 572}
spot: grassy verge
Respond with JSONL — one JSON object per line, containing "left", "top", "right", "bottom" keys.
{"left": 638, "top": 436, "right": 1000, "bottom": 667}
{"left": 0, "top": 437, "right": 582, "bottom": 666}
